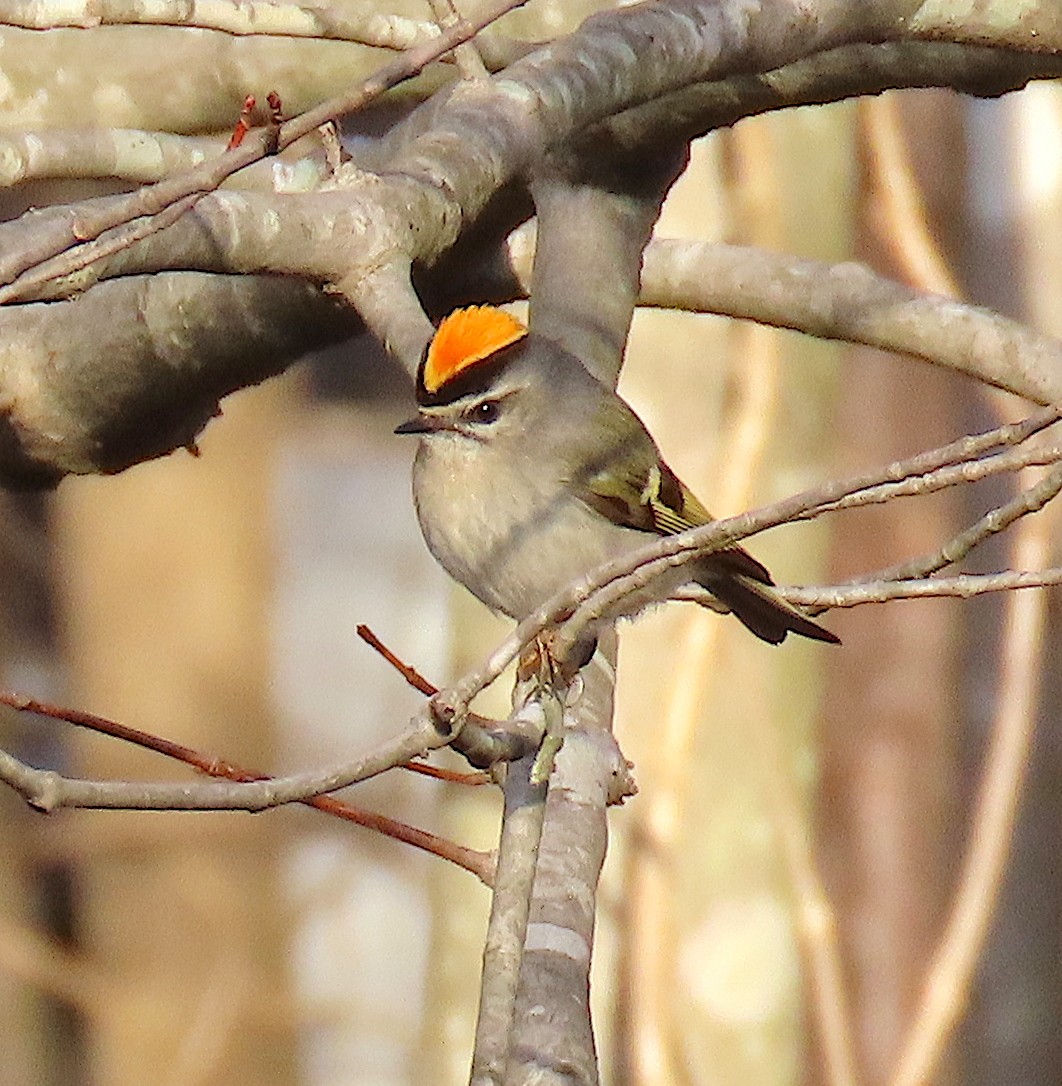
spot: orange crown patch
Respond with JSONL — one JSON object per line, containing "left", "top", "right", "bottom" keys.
{"left": 422, "top": 306, "right": 528, "bottom": 395}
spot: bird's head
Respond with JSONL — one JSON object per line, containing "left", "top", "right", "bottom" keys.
{"left": 394, "top": 306, "right": 546, "bottom": 443}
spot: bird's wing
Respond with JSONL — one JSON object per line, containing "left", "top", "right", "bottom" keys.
{"left": 580, "top": 455, "right": 774, "bottom": 585}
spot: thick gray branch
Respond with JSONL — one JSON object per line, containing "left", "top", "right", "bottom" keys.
{"left": 505, "top": 642, "right": 621, "bottom": 1086}
{"left": 0, "top": 274, "right": 356, "bottom": 487}
{"left": 3, "top": 0, "right": 1062, "bottom": 486}
{"left": 639, "top": 241, "right": 1062, "bottom": 404}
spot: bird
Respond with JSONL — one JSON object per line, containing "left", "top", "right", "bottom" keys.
{"left": 394, "top": 305, "right": 839, "bottom": 647}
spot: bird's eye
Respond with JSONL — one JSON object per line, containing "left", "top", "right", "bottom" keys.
{"left": 468, "top": 399, "right": 501, "bottom": 425}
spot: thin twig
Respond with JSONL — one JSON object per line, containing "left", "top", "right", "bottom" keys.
{"left": 4, "top": 406, "right": 1059, "bottom": 815}
{"left": 888, "top": 470, "right": 1049, "bottom": 1086}
{"left": 786, "top": 567, "right": 1062, "bottom": 608}
{"left": 355, "top": 622, "right": 498, "bottom": 780}
{"left": 426, "top": 0, "right": 491, "bottom": 80}
{"left": 424, "top": 403, "right": 1062, "bottom": 722}
{"left": 852, "top": 462, "right": 1062, "bottom": 585}
{"left": 0, "top": 693, "right": 493, "bottom": 881}
{"left": 550, "top": 415, "right": 1062, "bottom": 658}
{"left": 404, "top": 760, "right": 490, "bottom": 785}
{"left": 804, "top": 440, "right": 1062, "bottom": 519}
{"left": 795, "top": 460, "right": 1062, "bottom": 615}
{"left": 0, "top": 711, "right": 448, "bottom": 812}
{"left": 357, "top": 623, "right": 438, "bottom": 695}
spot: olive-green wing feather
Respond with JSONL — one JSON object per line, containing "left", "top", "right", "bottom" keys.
{"left": 581, "top": 455, "right": 773, "bottom": 584}
{"left": 579, "top": 445, "right": 839, "bottom": 645}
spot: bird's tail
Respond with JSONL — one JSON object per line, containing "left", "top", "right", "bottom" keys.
{"left": 693, "top": 555, "right": 840, "bottom": 645}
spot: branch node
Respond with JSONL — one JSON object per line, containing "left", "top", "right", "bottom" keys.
{"left": 27, "top": 770, "right": 61, "bottom": 813}
{"left": 429, "top": 695, "right": 464, "bottom": 739}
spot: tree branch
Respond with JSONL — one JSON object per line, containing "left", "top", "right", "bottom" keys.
{"left": 0, "top": 0, "right": 527, "bottom": 302}
{"left": 638, "top": 241, "right": 1062, "bottom": 404}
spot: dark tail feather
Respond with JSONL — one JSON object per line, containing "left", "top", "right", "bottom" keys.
{"left": 699, "top": 571, "right": 841, "bottom": 646}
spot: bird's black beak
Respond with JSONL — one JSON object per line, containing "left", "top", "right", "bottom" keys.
{"left": 394, "top": 414, "right": 434, "bottom": 435}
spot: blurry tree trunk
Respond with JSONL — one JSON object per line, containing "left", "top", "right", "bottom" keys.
{"left": 0, "top": 493, "right": 70, "bottom": 1086}
{"left": 51, "top": 380, "right": 299, "bottom": 1086}
{"left": 816, "top": 91, "right": 967, "bottom": 1085}
{"left": 0, "top": 747, "right": 48, "bottom": 1086}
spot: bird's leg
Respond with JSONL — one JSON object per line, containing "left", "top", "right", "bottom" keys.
{"left": 517, "top": 629, "right": 596, "bottom": 784}
{"left": 518, "top": 627, "right": 597, "bottom": 688}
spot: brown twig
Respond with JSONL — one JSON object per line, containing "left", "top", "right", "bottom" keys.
{"left": 403, "top": 760, "right": 490, "bottom": 785}
{"left": 0, "top": 692, "right": 493, "bottom": 882}
{"left": 355, "top": 623, "right": 492, "bottom": 784}
{"left": 357, "top": 623, "right": 439, "bottom": 695}
{"left": 226, "top": 94, "right": 257, "bottom": 150}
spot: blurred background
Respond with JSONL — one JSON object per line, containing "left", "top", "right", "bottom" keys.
{"left": 1, "top": 14, "right": 1060, "bottom": 1086}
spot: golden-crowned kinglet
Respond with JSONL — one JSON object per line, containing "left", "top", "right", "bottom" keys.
{"left": 395, "top": 306, "right": 839, "bottom": 646}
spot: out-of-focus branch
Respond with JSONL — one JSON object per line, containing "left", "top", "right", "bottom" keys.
{"left": 502, "top": 234, "right": 1062, "bottom": 404}
{"left": 6, "top": 0, "right": 439, "bottom": 49}
{"left": 746, "top": 689, "right": 859, "bottom": 1086}
{"left": 3, "top": 0, "right": 526, "bottom": 64}
{"left": 636, "top": 240, "right": 1062, "bottom": 404}
{"left": 0, "top": 128, "right": 332, "bottom": 190}
{"left": 0, "top": 914, "right": 117, "bottom": 1018}
{"left": 621, "top": 128, "right": 790, "bottom": 1079}
{"left": 862, "top": 95, "right": 962, "bottom": 298}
